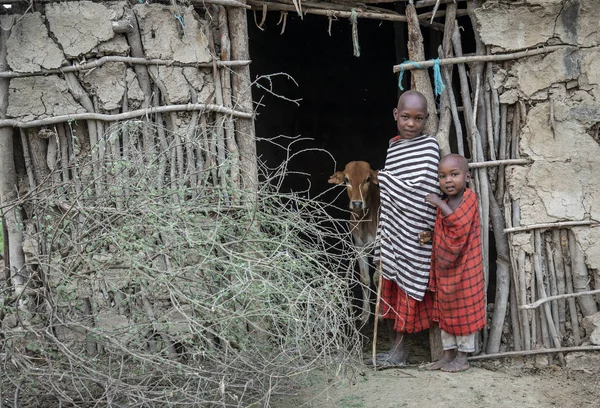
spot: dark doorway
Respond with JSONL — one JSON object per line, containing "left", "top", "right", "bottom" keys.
{"left": 248, "top": 12, "right": 397, "bottom": 203}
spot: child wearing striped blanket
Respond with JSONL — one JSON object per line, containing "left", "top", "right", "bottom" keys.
{"left": 423, "top": 154, "right": 486, "bottom": 372}
{"left": 371, "top": 90, "right": 441, "bottom": 367}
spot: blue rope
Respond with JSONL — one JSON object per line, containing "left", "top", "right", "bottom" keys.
{"left": 174, "top": 13, "right": 185, "bottom": 30}
{"left": 397, "top": 60, "right": 422, "bottom": 91}
{"left": 432, "top": 58, "right": 446, "bottom": 96}
{"left": 397, "top": 59, "right": 446, "bottom": 97}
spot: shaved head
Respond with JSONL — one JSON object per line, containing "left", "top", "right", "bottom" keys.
{"left": 397, "top": 90, "right": 428, "bottom": 114}
{"left": 440, "top": 154, "right": 469, "bottom": 173}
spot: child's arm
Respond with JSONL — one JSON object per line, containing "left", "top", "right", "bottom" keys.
{"left": 425, "top": 194, "right": 453, "bottom": 216}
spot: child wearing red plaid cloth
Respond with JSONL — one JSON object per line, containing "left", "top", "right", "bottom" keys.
{"left": 422, "top": 154, "right": 485, "bottom": 372}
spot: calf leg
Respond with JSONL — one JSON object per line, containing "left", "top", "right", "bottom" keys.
{"left": 358, "top": 253, "right": 371, "bottom": 324}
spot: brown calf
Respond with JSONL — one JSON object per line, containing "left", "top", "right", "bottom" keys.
{"left": 328, "top": 161, "right": 380, "bottom": 324}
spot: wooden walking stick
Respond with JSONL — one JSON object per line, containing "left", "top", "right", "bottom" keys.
{"left": 372, "top": 259, "right": 384, "bottom": 369}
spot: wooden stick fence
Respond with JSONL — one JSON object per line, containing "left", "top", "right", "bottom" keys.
{"left": 387, "top": 0, "right": 600, "bottom": 362}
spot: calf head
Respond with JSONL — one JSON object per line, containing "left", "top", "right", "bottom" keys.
{"left": 328, "top": 161, "right": 379, "bottom": 211}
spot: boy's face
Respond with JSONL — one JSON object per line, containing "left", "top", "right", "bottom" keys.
{"left": 438, "top": 157, "right": 471, "bottom": 197}
{"left": 393, "top": 95, "right": 428, "bottom": 139}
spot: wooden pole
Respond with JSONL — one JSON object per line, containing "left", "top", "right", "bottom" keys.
{"left": 0, "top": 17, "right": 27, "bottom": 295}
{"left": 545, "top": 237, "right": 561, "bottom": 337}
{"left": 0, "top": 104, "right": 253, "bottom": 129}
{"left": 517, "top": 250, "right": 531, "bottom": 350}
{"left": 504, "top": 220, "right": 598, "bottom": 234}
{"left": 467, "top": 345, "right": 600, "bottom": 361}
{"left": 551, "top": 230, "right": 567, "bottom": 336}
{"left": 0, "top": 57, "right": 252, "bottom": 79}
{"left": 520, "top": 289, "right": 600, "bottom": 310}
{"left": 372, "top": 261, "right": 384, "bottom": 369}
{"left": 246, "top": 0, "right": 467, "bottom": 24}
{"left": 469, "top": 159, "right": 530, "bottom": 168}
{"left": 561, "top": 229, "right": 581, "bottom": 345}
{"left": 229, "top": 1, "right": 259, "bottom": 193}
{"left": 393, "top": 46, "right": 567, "bottom": 72}
{"left": 534, "top": 230, "right": 564, "bottom": 364}
{"left": 406, "top": 1, "right": 438, "bottom": 137}
{"left": 569, "top": 230, "right": 598, "bottom": 317}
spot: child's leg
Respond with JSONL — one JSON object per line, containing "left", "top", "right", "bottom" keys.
{"left": 386, "top": 319, "right": 407, "bottom": 363}
{"left": 441, "top": 333, "right": 475, "bottom": 372}
{"left": 426, "top": 329, "right": 456, "bottom": 370}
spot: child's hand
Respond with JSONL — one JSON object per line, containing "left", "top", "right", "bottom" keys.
{"left": 425, "top": 193, "right": 443, "bottom": 208}
{"left": 418, "top": 231, "right": 432, "bottom": 245}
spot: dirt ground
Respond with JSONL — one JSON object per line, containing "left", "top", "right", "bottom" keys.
{"left": 281, "top": 362, "right": 599, "bottom": 408}
{"left": 275, "top": 331, "right": 600, "bottom": 408}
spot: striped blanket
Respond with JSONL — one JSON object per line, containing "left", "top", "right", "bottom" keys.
{"left": 376, "top": 134, "right": 440, "bottom": 301}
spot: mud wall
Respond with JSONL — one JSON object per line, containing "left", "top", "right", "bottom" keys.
{"left": 7, "top": 1, "right": 215, "bottom": 120}
{"left": 0, "top": 0, "right": 249, "bottom": 345}
{"left": 475, "top": 0, "right": 600, "bottom": 349}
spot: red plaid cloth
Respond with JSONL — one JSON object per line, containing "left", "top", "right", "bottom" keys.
{"left": 380, "top": 276, "right": 434, "bottom": 333}
{"left": 428, "top": 188, "right": 486, "bottom": 336}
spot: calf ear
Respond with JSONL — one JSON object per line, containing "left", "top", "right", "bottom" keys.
{"left": 328, "top": 171, "right": 345, "bottom": 184}
{"left": 371, "top": 170, "right": 379, "bottom": 185}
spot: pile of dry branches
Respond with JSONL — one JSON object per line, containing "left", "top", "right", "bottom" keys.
{"left": 0, "top": 121, "right": 362, "bottom": 407}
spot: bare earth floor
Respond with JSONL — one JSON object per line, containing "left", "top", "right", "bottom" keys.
{"left": 278, "top": 362, "right": 600, "bottom": 408}
{"left": 275, "top": 328, "right": 600, "bottom": 408}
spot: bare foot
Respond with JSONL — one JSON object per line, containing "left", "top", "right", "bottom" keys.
{"left": 441, "top": 353, "right": 469, "bottom": 373}
{"left": 426, "top": 356, "right": 453, "bottom": 370}
{"left": 426, "top": 350, "right": 455, "bottom": 371}
{"left": 386, "top": 349, "right": 407, "bottom": 365}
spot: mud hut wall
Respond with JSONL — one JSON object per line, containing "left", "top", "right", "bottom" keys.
{"left": 1, "top": 1, "right": 243, "bottom": 334}
{"left": 4, "top": 1, "right": 237, "bottom": 196}
{"left": 474, "top": 0, "right": 600, "bottom": 350}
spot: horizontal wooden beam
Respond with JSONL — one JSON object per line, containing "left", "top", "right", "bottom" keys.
{"left": 0, "top": 0, "right": 251, "bottom": 7}
{"left": 247, "top": 0, "right": 465, "bottom": 25}
{"left": 0, "top": 57, "right": 251, "bottom": 79}
{"left": 0, "top": 104, "right": 253, "bottom": 129}
{"left": 393, "top": 45, "right": 568, "bottom": 73}
{"left": 468, "top": 158, "right": 530, "bottom": 169}
{"left": 467, "top": 345, "right": 600, "bottom": 361}
{"left": 520, "top": 289, "right": 600, "bottom": 310}
{"left": 503, "top": 220, "right": 598, "bottom": 234}
{"left": 415, "top": 0, "right": 467, "bottom": 8}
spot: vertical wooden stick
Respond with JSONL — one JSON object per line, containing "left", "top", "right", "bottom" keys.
{"left": 218, "top": 5, "right": 241, "bottom": 190}
{"left": 511, "top": 103, "right": 520, "bottom": 159}
{"left": 569, "top": 230, "right": 598, "bottom": 317}
{"left": 229, "top": 0, "right": 259, "bottom": 193}
{"left": 535, "top": 230, "right": 564, "bottom": 364}
{"left": 487, "top": 188, "right": 511, "bottom": 354}
{"left": 505, "top": 188, "right": 523, "bottom": 351}
{"left": 545, "top": 236, "right": 561, "bottom": 337}
{"left": 561, "top": 229, "right": 581, "bottom": 345}
{"left": 406, "top": 1, "right": 438, "bottom": 136}
{"left": 529, "top": 253, "right": 538, "bottom": 349}
{"left": 495, "top": 104, "right": 507, "bottom": 202}
{"left": 372, "top": 260, "right": 384, "bottom": 369}
{"left": 517, "top": 250, "right": 531, "bottom": 350}
{"left": 551, "top": 230, "right": 567, "bottom": 336}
